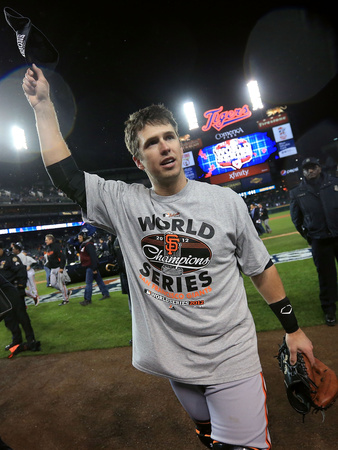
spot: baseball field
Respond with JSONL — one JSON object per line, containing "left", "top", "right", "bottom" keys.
{"left": 0, "top": 211, "right": 337, "bottom": 449}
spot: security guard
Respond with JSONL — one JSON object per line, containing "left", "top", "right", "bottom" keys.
{"left": 0, "top": 241, "right": 39, "bottom": 352}
{"left": 290, "top": 157, "right": 338, "bottom": 326}
{"left": 0, "top": 241, "right": 27, "bottom": 300}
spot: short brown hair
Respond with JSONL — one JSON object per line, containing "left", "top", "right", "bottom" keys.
{"left": 124, "top": 104, "right": 179, "bottom": 158}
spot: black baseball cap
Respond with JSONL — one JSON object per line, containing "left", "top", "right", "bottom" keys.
{"left": 3, "top": 7, "right": 59, "bottom": 70}
{"left": 302, "top": 157, "right": 321, "bottom": 168}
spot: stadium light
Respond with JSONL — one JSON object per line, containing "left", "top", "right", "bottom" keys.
{"left": 183, "top": 102, "right": 199, "bottom": 130}
{"left": 247, "top": 80, "right": 264, "bottom": 110}
{"left": 11, "top": 125, "right": 28, "bottom": 150}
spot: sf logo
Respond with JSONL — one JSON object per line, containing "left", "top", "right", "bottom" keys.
{"left": 165, "top": 234, "right": 180, "bottom": 255}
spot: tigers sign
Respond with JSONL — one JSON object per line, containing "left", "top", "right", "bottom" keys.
{"left": 202, "top": 105, "right": 252, "bottom": 132}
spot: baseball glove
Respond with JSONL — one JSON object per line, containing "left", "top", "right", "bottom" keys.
{"left": 277, "top": 337, "right": 338, "bottom": 418}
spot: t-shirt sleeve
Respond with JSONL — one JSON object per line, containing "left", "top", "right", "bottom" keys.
{"left": 82, "top": 172, "right": 123, "bottom": 235}
{"left": 233, "top": 195, "right": 271, "bottom": 277}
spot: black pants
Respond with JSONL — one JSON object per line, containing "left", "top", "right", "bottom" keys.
{"left": 2, "top": 284, "right": 35, "bottom": 345}
{"left": 311, "top": 237, "right": 338, "bottom": 315}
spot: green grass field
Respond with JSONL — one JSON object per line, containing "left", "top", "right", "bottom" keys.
{"left": 0, "top": 211, "right": 323, "bottom": 359}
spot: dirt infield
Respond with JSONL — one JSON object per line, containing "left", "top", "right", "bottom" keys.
{"left": 0, "top": 325, "right": 337, "bottom": 449}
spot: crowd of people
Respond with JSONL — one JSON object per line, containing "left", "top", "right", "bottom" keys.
{"left": 0, "top": 199, "right": 276, "bottom": 267}
{"left": 0, "top": 181, "right": 290, "bottom": 207}
{"left": 0, "top": 229, "right": 117, "bottom": 347}
{"left": 0, "top": 184, "right": 73, "bottom": 205}
{"left": 0, "top": 182, "right": 289, "bottom": 234}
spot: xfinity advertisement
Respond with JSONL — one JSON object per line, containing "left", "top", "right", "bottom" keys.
{"left": 191, "top": 132, "right": 276, "bottom": 179}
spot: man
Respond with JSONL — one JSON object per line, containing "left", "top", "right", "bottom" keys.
{"left": 0, "top": 241, "right": 27, "bottom": 303}
{"left": 249, "top": 203, "right": 265, "bottom": 236}
{"left": 45, "top": 234, "right": 71, "bottom": 305}
{"left": 258, "top": 204, "right": 271, "bottom": 233}
{"left": 78, "top": 228, "right": 110, "bottom": 306}
{"left": 98, "top": 237, "right": 109, "bottom": 257}
{"left": 12, "top": 243, "right": 40, "bottom": 305}
{"left": 0, "top": 265, "right": 39, "bottom": 353}
{"left": 23, "top": 64, "right": 314, "bottom": 450}
{"left": 290, "top": 157, "right": 338, "bottom": 326}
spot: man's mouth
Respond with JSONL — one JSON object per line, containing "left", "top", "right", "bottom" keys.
{"left": 161, "top": 158, "right": 175, "bottom": 166}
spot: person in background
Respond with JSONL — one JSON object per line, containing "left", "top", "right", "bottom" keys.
{"left": 0, "top": 271, "right": 40, "bottom": 354}
{"left": 290, "top": 157, "right": 338, "bottom": 327}
{"left": 98, "top": 237, "right": 109, "bottom": 257}
{"left": 12, "top": 243, "right": 40, "bottom": 306}
{"left": 0, "top": 241, "right": 27, "bottom": 304}
{"left": 249, "top": 203, "right": 265, "bottom": 236}
{"left": 107, "top": 235, "right": 114, "bottom": 255}
{"left": 78, "top": 228, "right": 110, "bottom": 306}
{"left": 45, "top": 234, "right": 71, "bottom": 305}
{"left": 258, "top": 203, "right": 271, "bottom": 233}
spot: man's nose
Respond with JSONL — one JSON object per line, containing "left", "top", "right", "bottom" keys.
{"left": 159, "top": 138, "right": 170, "bottom": 152}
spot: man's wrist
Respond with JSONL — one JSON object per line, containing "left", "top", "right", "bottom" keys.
{"left": 269, "top": 296, "right": 299, "bottom": 334}
{"left": 33, "top": 99, "right": 56, "bottom": 120}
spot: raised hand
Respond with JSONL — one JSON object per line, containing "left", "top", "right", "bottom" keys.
{"left": 22, "top": 64, "right": 50, "bottom": 109}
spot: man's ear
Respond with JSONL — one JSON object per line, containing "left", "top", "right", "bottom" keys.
{"left": 133, "top": 156, "right": 145, "bottom": 171}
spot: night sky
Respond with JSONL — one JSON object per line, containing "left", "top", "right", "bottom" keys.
{"left": 0, "top": 1, "right": 337, "bottom": 187}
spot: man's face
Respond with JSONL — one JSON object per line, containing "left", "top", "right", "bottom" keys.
{"left": 78, "top": 235, "right": 84, "bottom": 243}
{"left": 303, "top": 164, "right": 321, "bottom": 181}
{"left": 45, "top": 237, "right": 52, "bottom": 245}
{"left": 133, "top": 123, "right": 184, "bottom": 189}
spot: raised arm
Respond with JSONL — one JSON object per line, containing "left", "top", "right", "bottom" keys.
{"left": 251, "top": 264, "right": 314, "bottom": 365}
{"left": 22, "top": 64, "right": 87, "bottom": 209}
{"left": 22, "top": 64, "right": 71, "bottom": 167}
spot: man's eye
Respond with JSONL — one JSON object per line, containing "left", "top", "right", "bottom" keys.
{"left": 146, "top": 139, "right": 157, "bottom": 148}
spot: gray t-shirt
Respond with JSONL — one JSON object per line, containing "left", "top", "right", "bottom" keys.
{"left": 84, "top": 174, "right": 270, "bottom": 384}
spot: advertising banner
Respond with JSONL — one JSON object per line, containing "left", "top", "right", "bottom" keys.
{"left": 196, "top": 132, "right": 276, "bottom": 179}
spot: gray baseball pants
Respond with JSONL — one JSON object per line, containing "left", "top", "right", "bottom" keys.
{"left": 170, "top": 372, "right": 271, "bottom": 449}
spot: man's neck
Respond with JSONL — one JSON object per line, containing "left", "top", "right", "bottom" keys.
{"left": 152, "top": 175, "right": 188, "bottom": 196}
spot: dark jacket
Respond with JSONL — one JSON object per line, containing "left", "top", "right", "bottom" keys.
{"left": 46, "top": 242, "right": 66, "bottom": 269}
{"left": 79, "top": 240, "right": 98, "bottom": 270}
{"left": 289, "top": 172, "right": 338, "bottom": 240}
{"left": 0, "top": 273, "right": 22, "bottom": 320}
{"left": 0, "top": 250, "right": 27, "bottom": 288}
{"left": 250, "top": 206, "right": 261, "bottom": 224}
{"left": 260, "top": 207, "right": 269, "bottom": 221}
